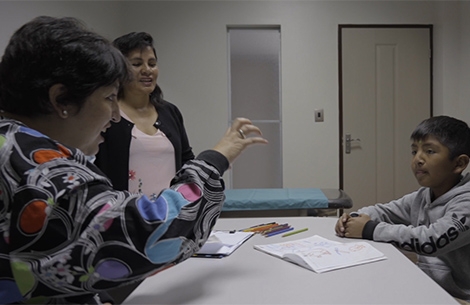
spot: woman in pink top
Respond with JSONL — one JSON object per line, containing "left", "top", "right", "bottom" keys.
{"left": 94, "top": 32, "right": 199, "bottom": 303}
{"left": 95, "top": 32, "right": 194, "bottom": 198}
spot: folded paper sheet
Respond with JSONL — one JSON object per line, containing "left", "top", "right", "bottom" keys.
{"left": 254, "top": 235, "right": 386, "bottom": 273}
{"left": 194, "top": 230, "right": 254, "bottom": 258}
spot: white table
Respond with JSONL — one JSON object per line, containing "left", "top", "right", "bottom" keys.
{"left": 123, "top": 217, "right": 458, "bottom": 305}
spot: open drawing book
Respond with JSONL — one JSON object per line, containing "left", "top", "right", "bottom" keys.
{"left": 254, "top": 235, "right": 386, "bottom": 273}
{"left": 194, "top": 230, "right": 254, "bottom": 258}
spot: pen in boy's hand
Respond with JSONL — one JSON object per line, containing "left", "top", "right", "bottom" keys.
{"left": 281, "top": 227, "right": 309, "bottom": 237}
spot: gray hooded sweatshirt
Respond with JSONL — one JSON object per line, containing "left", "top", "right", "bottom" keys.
{"left": 357, "top": 173, "right": 470, "bottom": 301}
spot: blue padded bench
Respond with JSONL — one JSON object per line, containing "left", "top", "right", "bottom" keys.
{"left": 221, "top": 188, "right": 352, "bottom": 217}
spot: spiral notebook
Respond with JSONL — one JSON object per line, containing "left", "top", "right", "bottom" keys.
{"left": 254, "top": 235, "right": 386, "bottom": 273}
{"left": 194, "top": 230, "right": 254, "bottom": 258}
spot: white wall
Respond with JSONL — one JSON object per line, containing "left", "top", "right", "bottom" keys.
{"left": 0, "top": 1, "right": 124, "bottom": 51}
{"left": 0, "top": 0, "right": 468, "bottom": 189}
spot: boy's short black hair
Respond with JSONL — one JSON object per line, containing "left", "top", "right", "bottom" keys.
{"left": 0, "top": 16, "right": 130, "bottom": 116}
{"left": 411, "top": 115, "right": 470, "bottom": 160}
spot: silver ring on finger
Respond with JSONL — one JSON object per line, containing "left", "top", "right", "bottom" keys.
{"left": 238, "top": 129, "right": 246, "bottom": 139}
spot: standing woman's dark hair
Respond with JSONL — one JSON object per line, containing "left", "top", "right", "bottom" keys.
{"left": 112, "top": 32, "right": 164, "bottom": 107}
{"left": 0, "top": 16, "right": 130, "bottom": 116}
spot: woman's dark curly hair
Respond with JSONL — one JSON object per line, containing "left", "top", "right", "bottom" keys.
{"left": 0, "top": 16, "right": 130, "bottom": 116}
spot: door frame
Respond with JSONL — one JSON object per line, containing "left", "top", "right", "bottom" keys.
{"left": 338, "top": 24, "right": 434, "bottom": 190}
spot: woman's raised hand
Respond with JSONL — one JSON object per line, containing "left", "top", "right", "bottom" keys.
{"left": 212, "top": 117, "right": 268, "bottom": 164}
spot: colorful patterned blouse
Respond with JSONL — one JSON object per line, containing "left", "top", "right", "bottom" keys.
{"left": 0, "top": 118, "right": 228, "bottom": 304}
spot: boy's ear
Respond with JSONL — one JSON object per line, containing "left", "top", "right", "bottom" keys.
{"left": 454, "top": 154, "right": 470, "bottom": 174}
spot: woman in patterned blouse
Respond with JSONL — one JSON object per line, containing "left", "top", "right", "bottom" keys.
{"left": 0, "top": 16, "right": 267, "bottom": 304}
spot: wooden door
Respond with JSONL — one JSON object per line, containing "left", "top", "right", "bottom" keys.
{"left": 340, "top": 25, "right": 432, "bottom": 212}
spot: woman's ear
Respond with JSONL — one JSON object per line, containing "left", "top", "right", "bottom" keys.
{"left": 454, "top": 154, "right": 470, "bottom": 174}
{"left": 48, "top": 84, "right": 69, "bottom": 118}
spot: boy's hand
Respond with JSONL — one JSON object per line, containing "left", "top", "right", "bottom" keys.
{"left": 335, "top": 213, "right": 351, "bottom": 237}
{"left": 344, "top": 214, "right": 371, "bottom": 238}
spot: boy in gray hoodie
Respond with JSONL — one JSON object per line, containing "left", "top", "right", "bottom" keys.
{"left": 335, "top": 115, "right": 470, "bottom": 303}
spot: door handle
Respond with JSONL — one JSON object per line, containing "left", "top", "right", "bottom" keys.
{"left": 345, "top": 134, "right": 361, "bottom": 154}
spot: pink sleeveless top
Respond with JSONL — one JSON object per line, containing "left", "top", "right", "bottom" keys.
{"left": 123, "top": 111, "right": 176, "bottom": 200}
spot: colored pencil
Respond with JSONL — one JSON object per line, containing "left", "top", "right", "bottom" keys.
{"left": 281, "top": 227, "right": 309, "bottom": 237}
{"left": 261, "top": 224, "right": 290, "bottom": 235}
{"left": 249, "top": 223, "right": 281, "bottom": 233}
{"left": 265, "top": 227, "right": 294, "bottom": 237}
{"left": 241, "top": 222, "right": 276, "bottom": 232}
